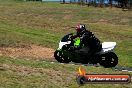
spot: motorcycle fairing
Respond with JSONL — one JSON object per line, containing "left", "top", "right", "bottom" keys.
{"left": 58, "top": 38, "right": 81, "bottom": 50}
{"left": 74, "top": 38, "right": 81, "bottom": 47}
{"left": 58, "top": 41, "right": 71, "bottom": 50}
{"left": 101, "top": 42, "right": 116, "bottom": 53}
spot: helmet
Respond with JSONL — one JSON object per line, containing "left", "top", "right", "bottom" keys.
{"left": 75, "top": 24, "right": 86, "bottom": 33}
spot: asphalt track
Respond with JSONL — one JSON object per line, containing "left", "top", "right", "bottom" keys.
{"left": 112, "top": 66, "right": 132, "bottom": 72}
{"left": 42, "top": 60, "right": 132, "bottom": 73}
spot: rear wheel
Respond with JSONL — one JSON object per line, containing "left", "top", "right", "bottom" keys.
{"left": 99, "top": 52, "right": 118, "bottom": 68}
{"left": 54, "top": 50, "right": 71, "bottom": 63}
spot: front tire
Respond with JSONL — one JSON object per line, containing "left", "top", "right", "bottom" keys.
{"left": 54, "top": 50, "right": 71, "bottom": 63}
{"left": 99, "top": 52, "right": 118, "bottom": 68}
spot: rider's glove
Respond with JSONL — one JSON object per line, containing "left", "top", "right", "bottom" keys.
{"left": 70, "top": 36, "right": 74, "bottom": 40}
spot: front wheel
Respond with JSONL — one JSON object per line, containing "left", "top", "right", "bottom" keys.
{"left": 99, "top": 52, "right": 118, "bottom": 68}
{"left": 54, "top": 50, "right": 71, "bottom": 63}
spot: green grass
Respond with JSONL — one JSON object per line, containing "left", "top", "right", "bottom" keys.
{"left": 0, "top": 0, "right": 132, "bottom": 88}
{"left": 0, "top": 56, "right": 132, "bottom": 88}
{"left": 0, "top": 21, "right": 61, "bottom": 48}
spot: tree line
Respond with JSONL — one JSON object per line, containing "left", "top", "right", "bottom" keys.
{"left": 62, "top": 0, "right": 132, "bottom": 9}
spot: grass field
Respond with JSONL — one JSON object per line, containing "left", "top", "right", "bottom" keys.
{"left": 0, "top": 0, "right": 132, "bottom": 88}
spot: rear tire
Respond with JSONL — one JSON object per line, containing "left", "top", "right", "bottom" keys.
{"left": 99, "top": 52, "right": 118, "bottom": 68}
{"left": 54, "top": 50, "right": 71, "bottom": 63}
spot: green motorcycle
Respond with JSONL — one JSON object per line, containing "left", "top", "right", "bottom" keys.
{"left": 54, "top": 33, "right": 118, "bottom": 68}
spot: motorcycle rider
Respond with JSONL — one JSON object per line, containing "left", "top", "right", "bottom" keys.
{"left": 70, "top": 24, "right": 102, "bottom": 58}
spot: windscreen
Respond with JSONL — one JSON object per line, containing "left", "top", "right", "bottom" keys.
{"left": 61, "top": 34, "right": 70, "bottom": 42}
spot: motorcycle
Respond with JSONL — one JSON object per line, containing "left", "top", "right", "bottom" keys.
{"left": 54, "top": 33, "right": 118, "bottom": 68}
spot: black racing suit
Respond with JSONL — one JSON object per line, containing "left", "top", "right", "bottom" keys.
{"left": 71, "top": 30, "right": 102, "bottom": 57}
